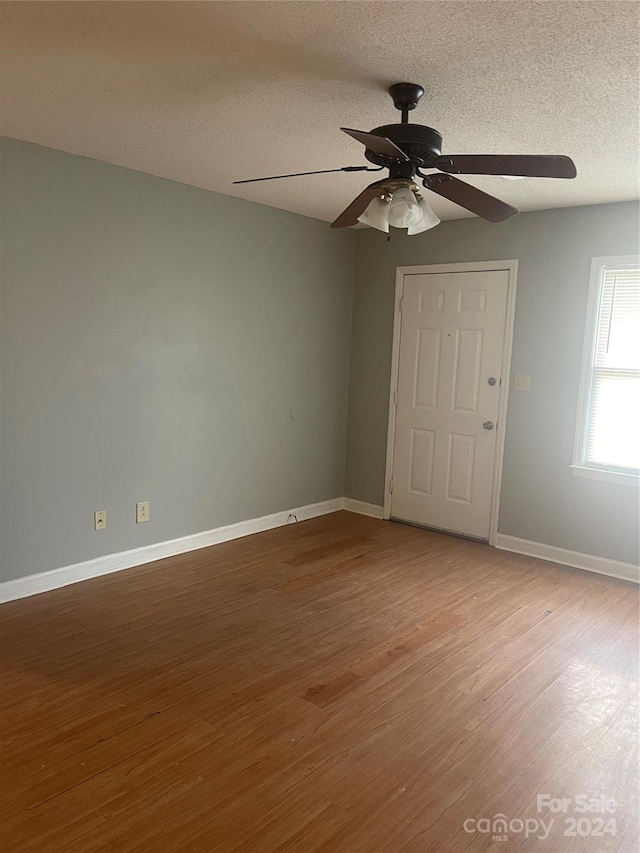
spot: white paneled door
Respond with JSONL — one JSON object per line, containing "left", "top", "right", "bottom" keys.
{"left": 390, "top": 269, "right": 510, "bottom": 540}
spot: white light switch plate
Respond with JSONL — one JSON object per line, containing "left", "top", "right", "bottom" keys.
{"left": 136, "top": 501, "right": 150, "bottom": 523}
{"left": 514, "top": 374, "right": 531, "bottom": 391}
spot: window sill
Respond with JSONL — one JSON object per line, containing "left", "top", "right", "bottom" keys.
{"left": 571, "top": 465, "right": 640, "bottom": 486}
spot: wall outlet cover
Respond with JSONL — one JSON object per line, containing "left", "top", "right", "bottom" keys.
{"left": 514, "top": 374, "right": 531, "bottom": 392}
{"left": 94, "top": 510, "right": 106, "bottom": 531}
{"left": 136, "top": 501, "right": 150, "bottom": 523}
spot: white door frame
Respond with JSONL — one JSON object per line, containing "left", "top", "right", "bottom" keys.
{"left": 383, "top": 260, "right": 519, "bottom": 545}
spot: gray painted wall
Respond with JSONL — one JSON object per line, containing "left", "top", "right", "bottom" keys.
{"left": 346, "top": 202, "right": 640, "bottom": 565}
{"left": 0, "top": 138, "right": 355, "bottom": 582}
{"left": 2, "top": 138, "right": 637, "bottom": 582}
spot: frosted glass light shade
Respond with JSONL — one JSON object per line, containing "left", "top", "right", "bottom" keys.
{"left": 387, "top": 187, "right": 423, "bottom": 228}
{"left": 357, "top": 190, "right": 441, "bottom": 236}
{"left": 407, "top": 198, "right": 441, "bottom": 235}
{"left": 357, "top": 197, "right": 389, "bottom": 232}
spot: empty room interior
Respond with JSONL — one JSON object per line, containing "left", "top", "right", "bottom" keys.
{"left": 1, "top": 2, "right": 639, "bottom": 851}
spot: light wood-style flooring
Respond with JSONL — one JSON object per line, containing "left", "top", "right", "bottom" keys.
{"left": 1, "top": 511, "right": 638, "bottom": 852}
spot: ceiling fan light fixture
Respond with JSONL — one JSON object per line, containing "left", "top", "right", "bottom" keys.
{"left": 407, "top": 197, "right": 441, "bottom": 235}
{"left": 387, "top": 187, "right": 423, "bottom": 228}
{"left": 357, "top": 196, "right": 390, "bottom": 232}
{"left": 240, "top": 82, "right": 576, "bottom": 229}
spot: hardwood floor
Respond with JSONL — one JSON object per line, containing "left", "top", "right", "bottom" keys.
{"left": 1, "top": 511, "right": 638, "bottom": 852}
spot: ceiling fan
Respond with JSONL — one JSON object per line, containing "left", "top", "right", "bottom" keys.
{"left": 234, "top": 83, "right": 577, "bottom": 234}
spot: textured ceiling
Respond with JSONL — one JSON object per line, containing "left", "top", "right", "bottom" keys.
{"left": 1, "top": 1, "right": 638, "bottom": 223}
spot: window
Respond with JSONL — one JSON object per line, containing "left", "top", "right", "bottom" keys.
{"left": 573, "top": 257, "right": 640, "bottom": 484}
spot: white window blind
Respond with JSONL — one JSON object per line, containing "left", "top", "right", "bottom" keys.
{"left": 581, "top": 262, "right": 640, "bottom": 474}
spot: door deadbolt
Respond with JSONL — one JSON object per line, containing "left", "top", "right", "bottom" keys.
{"left": 483, "top": 421, "right": 495, "bottom": 430}
{"left": 488, "top": 377, "right": 497, "bottom": 386}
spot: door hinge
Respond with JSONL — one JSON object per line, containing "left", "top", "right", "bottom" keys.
{"left": 394, "top": 390, "right": 398, "bottom": 407}
{"left": 399, "top": 296, "right": 403, "bottom": 313}
{"left": 389, "top": 479, "right": 394, "bottom": 494}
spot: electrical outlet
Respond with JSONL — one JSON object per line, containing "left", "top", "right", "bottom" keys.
{"left": 136, "top": 501, "right": 150, "bottom": 523}
{"left": 514, "top": 374, "right": 531, "bottom": 392}
{"left": 94, "top": 510, "right": 106, "bottom": 531}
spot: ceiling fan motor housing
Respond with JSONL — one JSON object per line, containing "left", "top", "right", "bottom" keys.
{"left": 364, "top": 124, "right": 443, "bottom": 170}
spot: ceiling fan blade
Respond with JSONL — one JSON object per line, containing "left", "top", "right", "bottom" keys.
{"left": 435, "top": 154, "right": 577, "bottom": 179}
{"left": 424, "top": 174, "right": 518, "bottom": 222}
{"left": 330, "top": 180, "right": 388, "bottom": 229}
{"left": 341, "top": 128, "right": 409, "bottom": 161}
{"left": 233, "top": 165, "right": 381, "bottom": 184}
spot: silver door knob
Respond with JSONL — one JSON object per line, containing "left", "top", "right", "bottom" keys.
{"left": 483, "top": 421, "right": 495, "bottom": 430}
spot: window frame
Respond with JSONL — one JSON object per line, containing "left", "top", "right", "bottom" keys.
{"left": 572, "top": 255, "right": 640, "bottom": 485}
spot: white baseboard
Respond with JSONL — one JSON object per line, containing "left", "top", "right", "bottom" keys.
{"left": 10, "top": 507, "right": 632, "bottom": 605}
{"left": 495, "top": 534, "right": 639, "bottom": 584}
{"left": 0, "top": 497, "right": 344, "bottom": 604}
{"left": 343, "top": 498, "right": 385, "bottom": 519}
